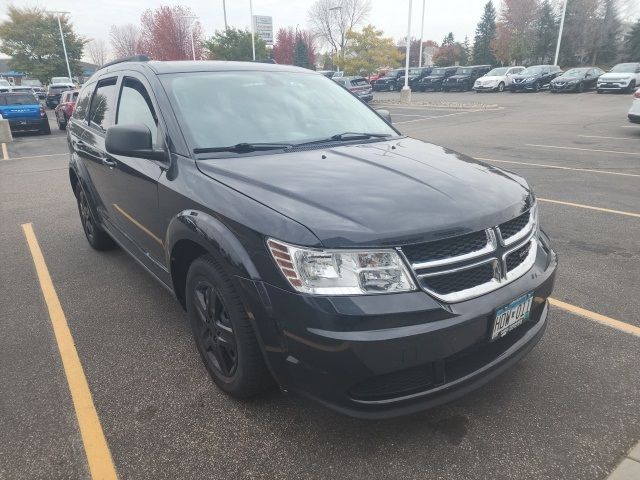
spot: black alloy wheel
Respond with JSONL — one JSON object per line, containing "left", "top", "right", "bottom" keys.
{"left": 497, "top": 82, "right": 505, "bottom": 92}
{"left": 186, "top": 255, "right": 273, "bottom": 397}
{"left": 192, "top": 280, "right": 238, "bottom": 378}
{"left": 577, "top": 82, "right": 585, "bottom": 93}
{"left": 533, "top": 81, "right": 541, "bottom": 92}
{"left": 76, "top": 185, "right": 115, "bottom": 250}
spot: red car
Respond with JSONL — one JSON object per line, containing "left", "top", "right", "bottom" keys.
{"left": 54, "top": 89, "right": 79, "bottom": 130}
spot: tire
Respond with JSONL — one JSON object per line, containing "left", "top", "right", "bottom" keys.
{"left": 533, "top": 82, "right": 541, "bottom": 93}
{"left": 627, "top": 80, "right": 636, "bottom": 94}
{"left": 57, "top": 113, "right": 67, "bottom": 130}
{"left": 418, "top": 86, "right": 425, "bottom": 92}
{"left": 597, "top": 89, "right": 603, "bottom": 94}
{"left": 186, "top": 255, "right": 273, "bottom": 398}
{"left": 497, "top": 82, "right": 505, "bottom": 92}
{"left": 388, "top": 83, "right": 395, "bottom": 92}
{"left": 40, "top": 119, "right": 51, "bottom": 135}
{"left": 577, "top": 82, "right": 585, "bottom": 93}
{"left": 75, "top": 184, "right": 116, "bottom": 250}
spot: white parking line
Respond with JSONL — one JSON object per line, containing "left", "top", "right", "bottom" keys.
{"left": 475, "top": 157, "right": 640, "bottom": 178}
{"left": 395, "top": 111, "right": 473, "bottom": 124}
{"left": 6, "top": 152, "right": 68, "bottom": 161}
{"left": 578, "top": 134, "right": 639, "bottom": 141}
{"left": 525, "top": 143, "right": 640, "bottom": 156}
{"left": 1, "top": 143, "right": 8, "bottom": 160}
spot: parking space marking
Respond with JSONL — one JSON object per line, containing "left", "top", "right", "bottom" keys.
{"left": 395, "top": 111, "right": 473, "bottom": 124}
{"left": 525, "top": 143, "right": 640, "bottom": 156}
{"left": 21, "top": 223, "right": 118, "bottom": 480}
{"left": 2, "top": 143, "right": 8, "bottom": 160}
{"left": 578, "top": 134, "right": 638, "bottom": 141}
{"left": 8, "top": 152, "right": 68, "bottom": 161}
{"left": 476, "top": 157, "right": 640, "bottom": 178}
{"left": 538, "top": 198, "right": 640, "bottom": 218}
{"left": 550, "top": 298, "right": 640, "bottom": 338}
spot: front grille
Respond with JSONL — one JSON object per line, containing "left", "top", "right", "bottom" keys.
{"left": 499, "top": 211, "right": 530, "bottom": 241}
{"left": 349, "top": 363, "right": 441, "bottom": 401}
{"left": 401, "top": 208, "right": 536, "bottom": 302}
{"left": 402, "top": 230, "right": 488, "bottom": 265}
{"left": 422, "top": 262, "right": 495, "bottom": 295}
{"left": 506, "top": 242, "right": 531, "bottom": 272}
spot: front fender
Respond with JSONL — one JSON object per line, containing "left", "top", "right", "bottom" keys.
{"left": 165, "top": 209, "right": 260, "bottom": 281}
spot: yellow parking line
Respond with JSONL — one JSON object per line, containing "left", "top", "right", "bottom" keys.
{"left": 550, "top": 298, "right": 640, "bottom": 338}
{"left": 2, "top": 143, "right": 8, "bottom": 160}
{"left": 21, "top": 223, "right": 118, "bottom": 480}
{"left": 475, "top": 157, "right": 640, "bottom": 178}
{"left": 537, "top": 198, "right": 640, "bottom": 218}
{"left": 525, "top": 143, "right": 640, "bottom": 156}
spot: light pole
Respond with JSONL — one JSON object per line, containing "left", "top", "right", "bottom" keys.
{"left": 47, "top": 11, "right": 72, "bottom": 82}
{"left": 181, "top": 15, "right": 198, "bottom": 60}
{"left": 329, "top": 5, "right": 343, "bottom": 72}
{"left": 554, "top": 0, "right": 568, "bottom": 66}
{"left": 401, "top": 0, "right": 413, "bottom": 104}
{"left": 249, "top": 0, "right": 256, "bottom": 61}
{"left": 418, "top": 0, "right": 425, "bottom": 67}
{"left": 222, "top": 0, "right": 228, "bottom": 30}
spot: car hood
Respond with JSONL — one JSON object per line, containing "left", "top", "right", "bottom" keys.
{"left": 422, "top": 75, "right": 444, "bottom": 81}
{"left": 552, "top": 75, "right": 582, "bottom": 82}
{"left": 599, "top": 72, "right": 634, "bottom": 80}
{"left": 196, "top": 138, "right": 532, "bottom": 248}
{"left": 511, "top": 73, "right": 541, "bottom": 80}
{"left": 447, "top": 74, "right": 470, "bottom": 80}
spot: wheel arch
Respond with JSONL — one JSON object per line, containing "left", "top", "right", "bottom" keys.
{"left": 166, "top": 210, "right": 261, "bottom": 309}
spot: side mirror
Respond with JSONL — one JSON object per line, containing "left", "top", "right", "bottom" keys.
{"left": 105, "top": 124, "right": 164, "bottom": 161}
{"left": 376, "top": 109, "right": 392, "bottom": 124}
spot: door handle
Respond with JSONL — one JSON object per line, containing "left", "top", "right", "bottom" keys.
{"left": 102, "top": 158, "right": 117, "bottom": 168}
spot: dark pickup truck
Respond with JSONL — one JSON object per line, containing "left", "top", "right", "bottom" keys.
{"left": 0, "top": 92, "right": 51, "bottom": 135}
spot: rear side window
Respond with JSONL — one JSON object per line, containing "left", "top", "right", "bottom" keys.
{"left": 74, "top": 84, "right": 95, "bottom": 121}
{"left": 116, "top": 77, "right": 158, "bottom": 145}
{"left": 88, "top": 78, "right": 118, "bottom": 131}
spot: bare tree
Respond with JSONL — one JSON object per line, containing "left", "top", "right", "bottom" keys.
{"left": 110, "top": 24, "right": 141, "bottom": 58}
{"left": 86, "top": 39, "right": 108, "bottom": 66}
{"left": 307, "top": 0, "right": 371, "bottom": 59}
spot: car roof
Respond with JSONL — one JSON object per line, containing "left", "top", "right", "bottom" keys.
{"left": 99, "top": 60, "right": 313, "bottom": 76}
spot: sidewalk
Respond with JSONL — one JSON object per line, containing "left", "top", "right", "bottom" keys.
{"left": 607, "top": 441, "right": 640, "bottom": 479}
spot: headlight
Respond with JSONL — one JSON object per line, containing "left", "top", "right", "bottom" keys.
{"left": 525, "top": 77, "right": 536, "bottom": 83}
{"left": 267, "top": 239, "right": 416, "bottom": 295}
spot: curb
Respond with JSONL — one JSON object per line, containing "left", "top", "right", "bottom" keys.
{"left": 607, "top": 441, "right": 640, "bottom": 479}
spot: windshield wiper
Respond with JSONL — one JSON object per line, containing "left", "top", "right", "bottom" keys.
{"left": 295, "top": 132, "right": 393, "bottom": 147}
{"left": 193, "top": 142, "right": 293, "bottom": 154}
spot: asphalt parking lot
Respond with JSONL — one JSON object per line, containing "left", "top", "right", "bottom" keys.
{"left": 1, "top": 89, "right": 639, "bottom": 480}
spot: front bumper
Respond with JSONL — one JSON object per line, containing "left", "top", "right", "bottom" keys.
{"left": 550, "top": 82, "right": 578, "bottom": 92}
{"left": 474, "top": 84, "right": 498, "bottom": 91}
{"left": 241, "top": 233, "right": 557, "bottom": 418}
{"left": 510, "top": 82, "right": 536, "bottom": 91}
{"left": 372, "top": 83, "right": 393, "bottom": 91}
{"left": 356, "top": 93, "right": 373, "bottom": 102}
{"left": 598, "top": 82, "right": 630, "bottom": 91}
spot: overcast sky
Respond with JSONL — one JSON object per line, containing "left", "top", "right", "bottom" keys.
{"left": 1, "top": 0, "right": 639, "bottom": 61}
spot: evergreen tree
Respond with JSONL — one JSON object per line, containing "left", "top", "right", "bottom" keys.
{"left": 294, "top": 34, "right": 311, "bottom": 69}
{"left": 472, "top": 1, "right": 497, "bottom": 65}
{"left": 463, "top": 36, "right": 471, "bottom": 64}
{"left": 594, "top": 0, "right": 621, "bottom": 65}
{"left": 534, "top": 0, "right": 558, "bottom": 64}
{"left": 442, "top": 32, "right": 455, "bottom": 46}
{"left": 626, "top": 18, "right": 640, "bottom": 62}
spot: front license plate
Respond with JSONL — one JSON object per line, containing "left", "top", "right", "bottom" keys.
{"left": 491, "top": 292, "right": 534, "bottom": 341}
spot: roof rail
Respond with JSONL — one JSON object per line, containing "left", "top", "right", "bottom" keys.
{"left": 100, "top": 55, "right": 150, "bottom": 70}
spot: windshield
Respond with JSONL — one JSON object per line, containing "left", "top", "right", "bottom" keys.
{"left": 430, "top": 68, "right": 447, "bottom": 76}
{"left": 522, "top": 66, "right": 544, "bottom": 75}
{"left": 0, "top": 94, "right": 37, "bottom": 105}
{"left": 48, "top": 86, "right": 67, "bottom": 93}
{"left": 51, "top": 77, "right": 72, "bottom": 84}
{"left": 455, "top": 68, "right": 472, "bottom": 75}
{"left": 0, "top": 80, "right": 10, "bottom": 87}
{"left": 409, "top": 68, "right": 422, "bottom": 75}
{"left": 333, "top": 78, "right": 347, "bottom": 86}
{"left": 610, "top": 63, "right": 637, "bottom": 73}
{"left": 161, "top": 71, "right": 396, "bottom": 151}
{"left": 487, "top": 67, "right": 508, "bottom": 76}
{"left": 563, "top": 68, "right": 588, "bottom": 77}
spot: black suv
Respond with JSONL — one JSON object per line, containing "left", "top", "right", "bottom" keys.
{"left": 510, "top": 65, "right": 563, "bottom": 92}
{"left": 442, "top": 65, "right": 492, "bottom": 92}
{"left": 397, "top": 66, "right": 433, "bottom": 91}
{"left": 68, "top": 57, "right": 557, "bottom": 419}
{"left": 416, "top": 66, "right": 458, "bottom": 92}
{"left": 372, "top": 68, "right": 404, "bottom": 91}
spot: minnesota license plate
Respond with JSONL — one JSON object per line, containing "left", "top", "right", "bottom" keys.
{"left": 491, "top": 292, "right": 534, "bottom": 341}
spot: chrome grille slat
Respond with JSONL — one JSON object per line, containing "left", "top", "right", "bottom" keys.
{"left": 401, "top": 208, "right": 537, "bottom": 303}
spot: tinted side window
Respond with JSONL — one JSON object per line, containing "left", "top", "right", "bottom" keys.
{"left": 116, "top": 77, "right": 158, "bottom": 145}
{"left": 73, "top": 84, "right": 94, "bottom": 121}
{"left": 88, "top": 77, "right": 118, "bottom": 131}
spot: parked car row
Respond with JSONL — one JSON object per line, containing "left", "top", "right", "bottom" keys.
{"left": 369, "top": 62, "right": 640, "bottom": 95}
{"left": 332, "top": 76, "right": 373, "bottom": 102}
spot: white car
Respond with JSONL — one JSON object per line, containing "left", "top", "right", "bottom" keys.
{"left": 597, "top": 63, "right": 640, "bottom": 94}
{"left": 474, "top": 66, "right": 525, "bottom": 92}
{"left": 0, "top": 79, "right": 10, "bottom": 93}
{"left": 628, "top": 88, "right": 640, "bottom": 124}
